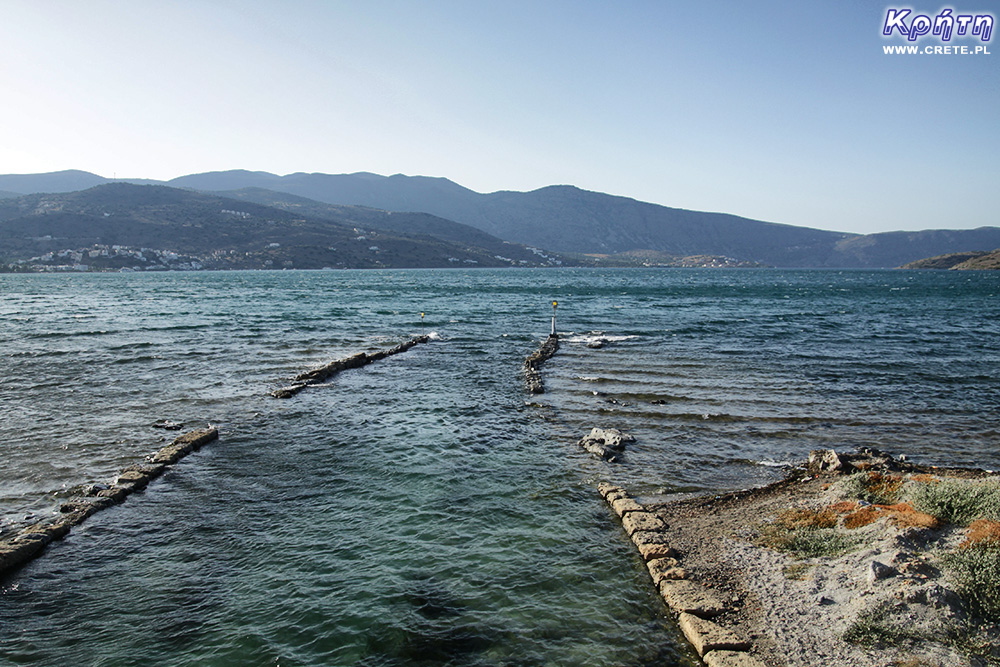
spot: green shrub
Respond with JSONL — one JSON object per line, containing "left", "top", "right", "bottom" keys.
{"left": 907, "top": 477, "right": 1000, "bottom": 526}
{"left": 841, "top": 471, "right": 903, "bottom": 505}
{"left": 843, "top": 603, "right": 922, "bottom": 647}
{"left": 757, "top": 520, "right": 857, "bottom": 560}
{"left": 945, "top": 543, "right": 1000, "bottom": 622}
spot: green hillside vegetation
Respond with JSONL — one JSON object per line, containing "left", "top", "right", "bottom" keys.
{"left": 0, "top": 184, "right": 564, "bottom": 271}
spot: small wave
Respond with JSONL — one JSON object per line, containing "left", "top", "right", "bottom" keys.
{"left": 427, "top": 331, "right": 444, "bottom": 341}
{"left": 563, "top": 331, "right": 641, "bottom": 346}
{"left": 735, "top": 458, "right": 798, "bottom": 468}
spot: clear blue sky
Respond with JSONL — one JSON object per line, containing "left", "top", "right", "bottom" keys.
{"left": 1, "top": 0, "right": 996, "bottom": 234}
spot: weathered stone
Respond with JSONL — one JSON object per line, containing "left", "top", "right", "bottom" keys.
{"left": 172, "top": 427, "right": 219, "bottom": 450}
{"left": 868, "top": 560, "right": 898, "bottom": 584}
{"left": 96, "top": 487, "right": 129, "bottom": 503}
{"left": 524, "top": 334, "right": 559, "bottom": 394}
{"left": 621, "top": 511, "right": 667, "bottom": 536}
{"left": 151, "top": 444, "right": 186, "bottom": 464}
{"left": 0, "top": 539, "right": 46, "bottom": 572}
{"left": 271, "top": 383, "right": 308, "bottom": 399}
{"left": 116, "top": 469, "right": 154, "bottom": 491}
{"left": 660, "top": 580, "right": 728, "bottom": 617}
{"left": 597, "top": 483, "right": 625, "bottom": 500}
{"left": 703, "top": 649, "right": 767, "bottom": 667}
{"left": 610, "top": 496, "right": 644, "bottom": 517}
{"left": 577, "top": 427, "right": 634, "bottom": 462}
{"left": 648, "top": 558, "right": 686, "bottom": 584}
{"left": 808, "top": 449, "right": 842, "bottom": 474}
{"left": 636, "top": 540, "right": 679, "bottom": 561}
{"left": 677, "top": 613, "right": 751, "bottom": 656}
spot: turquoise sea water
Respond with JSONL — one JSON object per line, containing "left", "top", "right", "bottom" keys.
{"left": 1, "top": 268, "right": 998, "bottom": 666}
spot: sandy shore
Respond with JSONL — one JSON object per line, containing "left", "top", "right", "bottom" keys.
{"left": 604, "top": 448, "right": 1000, "bottom": 667}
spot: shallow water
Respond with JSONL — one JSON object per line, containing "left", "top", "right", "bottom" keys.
{"left": 1, "top": 268, "right": 998, "bottom": 665}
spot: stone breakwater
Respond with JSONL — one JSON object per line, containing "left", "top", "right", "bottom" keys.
{"left": 597, "top": 482, "right": 767, "bottom": 667}
{"left": 271, "top": 335, "right": 431, "bottom": 398}
{"left": 523, "top": 334, "right": 559, "bottom": 394}
{"left": 0, "top": 427, "right": 218, "bottom": 578}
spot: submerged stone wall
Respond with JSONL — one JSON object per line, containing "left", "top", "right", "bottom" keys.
{"left": 597, "top": 483, "right": 767, "bottom": 667}
{"left": 2, "top": 334, "right": 438, "bottom": 577}
{"left": 523, "top": 334, "right": 559, "bottom": 394}
{"left": 272, "top": 335, "right": 431, "bottom": 398}
{"left": 0, "top": 427, "right": 218, "bottom": 577}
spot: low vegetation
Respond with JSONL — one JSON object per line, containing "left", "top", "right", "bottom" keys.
{"left": 756, "top": 507, "right": 857, "bottom": 559}
{"left": 754, "top": 467, "right": 1000, "bottom": 662}
{"left": 906, "top": 477, "right": 1000, "bottom": 526}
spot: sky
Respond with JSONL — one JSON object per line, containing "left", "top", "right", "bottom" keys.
{"left": 0, "top": 0, "right": 996, "bottom": 234}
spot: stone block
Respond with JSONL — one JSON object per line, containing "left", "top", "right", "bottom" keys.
{"left": 677, "top": 613, "right": 751, "bottom": 656}
{"left": 116, "top": 470, "right": 153, "bottom": 490}
{"left": 703, "top": 649, "right": 766, "bottom": 667}
{"left": 597, "top": 483, "right": 626, "bottom": 500}
{"left": 660, "top": 580, "right": 728, "bottom": 617}
{"left": 610, "top": 496, "right": 644, "bottom": 517}
{"left": 621, "top": 511, "right": 667, "bottom": 536}
{"left": 647, "top": 558, "right": 686, "bottom": 584}
{"left": 635, "top": 540, "right": 679, "bottom": 561}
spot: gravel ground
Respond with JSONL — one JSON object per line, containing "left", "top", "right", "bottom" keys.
{"left": 639, "top": 466, "right": 1000, "bottom": 667}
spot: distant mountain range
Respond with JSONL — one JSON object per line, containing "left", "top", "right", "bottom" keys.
{"left": 1, "top": 169, "right": 998, "bottom": 268}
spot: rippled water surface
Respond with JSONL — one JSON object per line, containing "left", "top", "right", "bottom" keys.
{"left": 1, "top": 268, "right": 998, "bottom": 665}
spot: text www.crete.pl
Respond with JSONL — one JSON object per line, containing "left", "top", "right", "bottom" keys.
{"left": 883, "top": 44, "right": 991, "bottom": 55}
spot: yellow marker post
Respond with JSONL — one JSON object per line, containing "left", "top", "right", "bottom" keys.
{"left": 551, "top": 301, "right": 558, "bottom": 336}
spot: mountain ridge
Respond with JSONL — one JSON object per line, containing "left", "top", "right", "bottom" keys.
{"left": 1, "top": 169, "right": 998, "bottom": 268}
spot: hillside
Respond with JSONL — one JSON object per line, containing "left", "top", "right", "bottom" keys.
{"left": 2, "top": 170, "right": 999, "bottom": 268}
{"left": 169, "top": 171, "right": 1000, "bottom": 268}
{"left": 955, "top": 250, "right": 1000, "bottom": 269}
{"left": 213, "top": 187, "right": 553, "bottom": 266}
{"left": 0, "top": 184, "right": 563, "bottom": 271}
{"left": 900, "top": 249, "right": 1000, "bottom": 270}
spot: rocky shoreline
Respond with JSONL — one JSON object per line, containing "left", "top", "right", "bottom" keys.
{"left": 598, "top": 447, "right": 1000, "bottom": 666}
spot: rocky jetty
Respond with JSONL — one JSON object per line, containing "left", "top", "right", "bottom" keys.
{"left": 523, "top": 334, "right": 559, "bottom": 394}
{"left": 271, "top": 335, "right": 430, "bottom": 398}
{"left": 0, "top": 427, "right": 218, "bottom": 577}
{"left": 598, "top": 483, "right": 766, "bottom": 667}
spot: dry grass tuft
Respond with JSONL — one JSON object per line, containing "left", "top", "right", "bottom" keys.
{"left": 842, "top": 502, "right": 942, "bottom": 531}
{"left": 828, "top": 501, "right": 859, "bottom": 514}
{"left": 843, "top": 506, "right": 882, "bottom": 529}
{"left": 962, "top": 519, "right": 1000, "bottom": 548}
{"left": 909, "top": 474, "right": 939, "bottom": 484}
{"left": 777, "top": 507, "right": 838, "bottom": 530}
{"left": 885, "top": 503, "right": 941, "bottom": 530}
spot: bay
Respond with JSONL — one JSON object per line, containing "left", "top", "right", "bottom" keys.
{"left": 1, "top": 268, "right": 998, "bottom": 666}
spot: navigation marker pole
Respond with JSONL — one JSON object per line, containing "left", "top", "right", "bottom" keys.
{"left": 551, "top": 301, "right": 558, "bottom": 336}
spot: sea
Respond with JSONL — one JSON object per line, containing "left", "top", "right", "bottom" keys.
{"left": 1, "top": 268, "right": 998, "bottom": 666}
